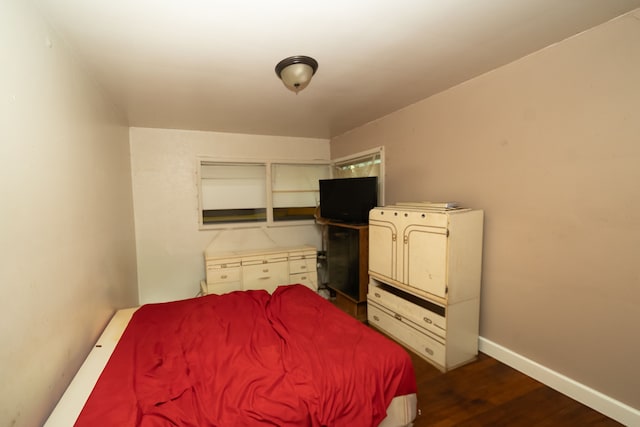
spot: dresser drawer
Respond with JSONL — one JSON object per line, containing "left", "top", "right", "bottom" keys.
{"left": 290, "top": 272, "right": 317, "bottom": 291}
{"left": 368, "top": 282, "right": 446, "bottom": 338}
{"left": 242, "top": 254, "right": 288, "bottom": 266}
{"left": 242, "top": 261, "right": 289, "bottom": 293}
{"left": 206, "top": 266, "right": 241, "bottom": 285}
{"left": 206, "top": 282, "right": 241, "bottom": 295}
{"left": 289, "top": 258, "right": 316, "bottom": 275}
{"left": 368, "top": 302, "right": 446, "bottom": 368}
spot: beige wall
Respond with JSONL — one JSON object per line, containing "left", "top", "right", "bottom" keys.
{"left": 130, "top": 127, "right": 329, "bottom": 304}
{"left": 332, "top": 10, "right": 640, "bottom": 409}
{"left": 0, "top": 2, "right": 138, "bottom": 426}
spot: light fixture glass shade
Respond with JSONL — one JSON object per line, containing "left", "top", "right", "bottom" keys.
{"left": 275, "top": 56, "right": 318, "bottom": 94}
{"left": 280, "top": 63, "right": 314, "bottom": 93}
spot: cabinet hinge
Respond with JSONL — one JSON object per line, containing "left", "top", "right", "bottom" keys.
{"left": 446, "top": 229, "right": 450, "bottom": 238}
{"left": 445, "top": 286, "right": 449, "bottom": 294}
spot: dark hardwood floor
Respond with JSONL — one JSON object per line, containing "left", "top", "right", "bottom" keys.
{"left": 328, "top": 298, "right": 621, "bottom": 426}
{"left": 407, "top": 350, "right": 621, "bottom": 426}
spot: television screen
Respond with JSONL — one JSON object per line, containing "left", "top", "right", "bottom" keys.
{"left": 319, "top": 177, "right": 378, "bottom": 224}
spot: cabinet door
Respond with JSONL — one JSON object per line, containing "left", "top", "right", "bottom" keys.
{"left": 327, "top": 226, "right": 361, "bottom": 300}
{"left": 404, "top": 225, "right": 448, "bottom": 298}
{"left": 369, "top": 219, "right": 397, "bottom": 281}
{"left": 243, "top": 261, "right": 289, "bottom": 294}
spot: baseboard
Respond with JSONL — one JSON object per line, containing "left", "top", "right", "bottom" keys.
{"left": 478, "top": 337, "right": 639, "bottom": 426}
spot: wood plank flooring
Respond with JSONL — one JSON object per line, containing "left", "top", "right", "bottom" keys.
{"left": 406, "top": 350, "right": 622, "bottom": 426}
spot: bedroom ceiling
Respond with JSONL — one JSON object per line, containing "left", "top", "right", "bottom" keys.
{"left": 32, "top": 0, "right": 640, "bottom": 139}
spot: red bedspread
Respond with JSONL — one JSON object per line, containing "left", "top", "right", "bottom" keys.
{"left": 75, "top": 285, "right": 416, "bottom": 426}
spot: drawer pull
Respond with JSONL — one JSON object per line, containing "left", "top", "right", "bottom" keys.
{"left": 220, "top": 275, "right": 228, "bottom": 279}
{"left": 425, "top": 347, "right": 434, "bottom": 356}
{"left": 373, "top": 315, "right": 380, "bottom": 321}
{"left": 300, "top": 276, "right": 307, "bottom": 280}
{"left": 394, "top": 313, "right": 402, "bottom": 321}
{"left": 300, "top": 265, "right": 307, "bottom": 270}
{"left": 262, "top": 268, "right": 269, "bottom": 273}
{"left": 423, "top": 317, "right": 432, "bottom": 324}
{"left": 374, "top": 292, "right": 381, "bottom": 298}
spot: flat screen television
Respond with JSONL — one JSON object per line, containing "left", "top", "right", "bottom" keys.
{"left": 319, "top": 177, "right": 378, "bottom": 224}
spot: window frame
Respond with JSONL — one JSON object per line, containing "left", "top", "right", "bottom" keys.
{"left": 197, "top": 157, "right": 331, "bottom": 230}
{"left": 331, "top": 146, "right": 385, "bottom": 206}
{"left": 196, "top": 147, "right": 385, "bottom": 230}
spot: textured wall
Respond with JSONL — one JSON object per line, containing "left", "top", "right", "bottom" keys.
{"left": 129, "top": 127, "right": 329, "bottom": 304}
{"left": 331, "top": 10, "right": 640, "bottom": 410}
{"left": 0, "top": 1, "right": 138, "bottom": 426}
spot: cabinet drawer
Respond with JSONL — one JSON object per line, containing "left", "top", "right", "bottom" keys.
{"left": 289, "top": 258, "right": 316, "bottom": 275}
{"left": 368, "top": 282, "right": 446, "bottom": 338}
{"left": 368, "top": 302, "right": 445, "bottom": 368}
{"left": 370, "top": 207, "right": 449, "bottom": 228}
{"left": 290, "top": 272, "right": 317, "bottom": 291}
{"left": 206, "top": 266, "right": 241, "bottom": 285}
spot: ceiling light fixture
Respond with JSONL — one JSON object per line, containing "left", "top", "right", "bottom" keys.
{"left": 275, "top": 55, "right": 318, "bottom": 94}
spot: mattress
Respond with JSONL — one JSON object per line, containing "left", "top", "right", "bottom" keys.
{"left": 45, "top": 285, "right": 417, "bottom": 426}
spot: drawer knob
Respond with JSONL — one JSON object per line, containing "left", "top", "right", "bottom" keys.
{"left": 425, "top": 347, "right": 434, "bottom": 356}
{"left": 394, "top": 313, "right": 402, "bottom": 321}
{"left": 300, "top": 276, "right": 307, "bottom": 280}
{"left": 374, "top": 292, "right": 381, "bottom": 298}
{"left": 263, "top": 268, "right": 269, "bottom": 273}
{"left": 221, "top": 275, "right": 228, "bottom": 279}
{"left": 423, "top": 317, "right": 432, "bottom": 324}
{"left": 300, "top": 265, "right": 307, "bottom": 270}
{"left": 373, "top": 315, "right": 380, "bottom": 321}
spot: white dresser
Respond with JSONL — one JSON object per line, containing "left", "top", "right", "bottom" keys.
{"left": 201, "top": 245, "right": 318, "bottom": 295}
{"left": 367, "top": 204, "right": 483, "bottom": 371}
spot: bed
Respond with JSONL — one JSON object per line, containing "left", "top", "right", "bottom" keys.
{"left": 45, "top": 284, "right": 417, "bottom": 426}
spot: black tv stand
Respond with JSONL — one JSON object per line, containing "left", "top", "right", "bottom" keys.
{"left": 326, "top": 221, "right": 369, "bottom": 321}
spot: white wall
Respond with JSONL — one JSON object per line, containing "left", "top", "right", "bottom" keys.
{"left": 331, "top": 9, "right": 640, "bottom": 412}
{"left": 130, "top": 127, "right": 329, "bottom": 303}
{"left": 0, "top": 1, "right": 138, "bottom": 426}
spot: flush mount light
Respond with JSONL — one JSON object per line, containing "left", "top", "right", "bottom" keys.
{"left": 275, "top": 55, "right": 318, "bottom": 94}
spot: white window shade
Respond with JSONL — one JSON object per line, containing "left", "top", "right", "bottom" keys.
{"left": 201, "top": 164, "right": 266, "bottom": 210}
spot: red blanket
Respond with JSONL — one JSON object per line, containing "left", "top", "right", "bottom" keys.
{"left": 76, "top": 285, "right": 416, "bottom": 426}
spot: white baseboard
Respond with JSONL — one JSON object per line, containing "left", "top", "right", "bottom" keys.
{"left": 478, "top": 337, "right": 639, "bottom": 426}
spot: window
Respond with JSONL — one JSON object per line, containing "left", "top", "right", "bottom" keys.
{"left": 272, "top": 163, "right": 330, "bottom": 222}
{"left": 331, "top": 147, "right": 385, "bottom": 206}
{"left": 198, "top": 147, "right": 383, "bottom": 229}
{"left": 198, "top": 159, "right": 329, "bottom": 228}
{"left": 200, "top": 163, "right": 267, "bottom": 225}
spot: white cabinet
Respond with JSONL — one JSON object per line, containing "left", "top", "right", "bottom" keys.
{"left": 368, "top": 204, "right": 483, "bottom": 371}
{"left": 369, "top": 206, "right": 483, "bottom": 303}
{"left": 203, "top": 245, "right": 317, "bottom": 295}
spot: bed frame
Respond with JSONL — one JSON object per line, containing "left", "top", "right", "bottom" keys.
{"left": 45, "top": 302, "right": 417, "bottom": 426}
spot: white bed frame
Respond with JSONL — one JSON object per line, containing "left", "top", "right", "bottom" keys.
{"left": 45, "top": 307, "right": 417, "bottom": 426}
